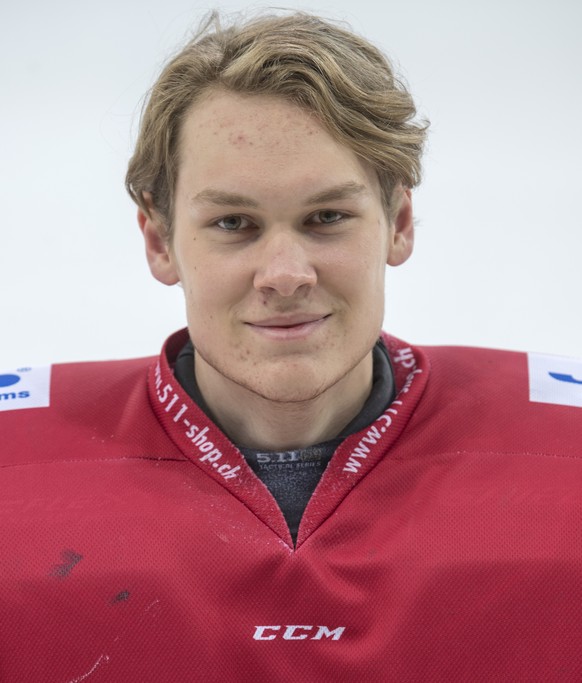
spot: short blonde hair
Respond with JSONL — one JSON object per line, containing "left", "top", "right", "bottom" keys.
{"left": 126, "top": 11, "right": 428, "bottom": 234}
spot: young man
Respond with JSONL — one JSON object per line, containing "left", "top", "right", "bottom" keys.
{"left": 2, "top": 12, "right": 582, "bottom": 682}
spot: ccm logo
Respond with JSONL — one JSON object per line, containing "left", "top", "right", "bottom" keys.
{"left": 253, "top": 625, "right": 345, "bottom": 641}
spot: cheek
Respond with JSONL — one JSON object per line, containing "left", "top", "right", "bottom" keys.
{"left": 347, "top": 247, "right": 387, "bottom": 321}
{"left": 179, "top": 256, "right": 247, "bottom": 322}
{"left": 343, "top": 238, "right": 388, "bottom": 290}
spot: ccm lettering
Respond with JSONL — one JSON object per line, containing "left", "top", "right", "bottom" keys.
{"left": 253, "top": 625, "right": 345, "bottom": 641}
{"left": 154, "top": 363, "right": 240, "bottom": 480}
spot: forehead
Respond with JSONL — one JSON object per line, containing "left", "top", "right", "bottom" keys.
{"left": 176, "top": 90, "right": 380, "bottom": 199}
{"left": 182, "top": 90, "right": 321, "bottom": 150}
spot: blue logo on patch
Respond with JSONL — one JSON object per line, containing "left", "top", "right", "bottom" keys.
{"left": 0, "top": 374, "right": 20, "bottom": 388}
{"left": 549, "top": 372, "right": 582, "bottom": 385}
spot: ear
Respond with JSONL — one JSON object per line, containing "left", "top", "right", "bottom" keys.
{"left": 387, "top": 187, "right": 414, "bottom": 267}
{"left": 137, "top": 194, "right": 180, "bottom": 285}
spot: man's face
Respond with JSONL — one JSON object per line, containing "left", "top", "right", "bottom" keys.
{"left": 141, "top": 90, "right": 412, "bottom": 404}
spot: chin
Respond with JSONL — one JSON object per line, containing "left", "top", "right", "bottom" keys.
{"left": 239, "top": 373, "right": 331, "bottom": 404}
{"left": 196, "top": 346, "right": 357, "bottom": 405}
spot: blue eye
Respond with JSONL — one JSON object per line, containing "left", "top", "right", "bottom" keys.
{"left": 216, "top": 215, "right": 250, "bottom": 231}
{"left": 312, "top": 210, "right": 344, "bottom": 224}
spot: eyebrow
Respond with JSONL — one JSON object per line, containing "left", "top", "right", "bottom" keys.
{"left": 191, "top": 181, "right": 368, "bottom": 209}
{"left": 192, "top": 189, "right": 259, "bottom": 209}
{"left": 304, "top": 181, "right": 368, "bottom": 205}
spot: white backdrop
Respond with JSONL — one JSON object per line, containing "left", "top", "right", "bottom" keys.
{"left": 2, "top": 0, "right": 581, "bottom": 366}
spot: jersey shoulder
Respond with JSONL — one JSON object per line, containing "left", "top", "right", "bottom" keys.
{"left": 0, "top": 355, "right": 179, "bottom": 467}
{"left": 410, "top": 343, "right": 582, "bottom": 456}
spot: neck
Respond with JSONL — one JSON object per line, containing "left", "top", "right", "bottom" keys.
{"left": 194, "top": 353, "right": 373, "bottom": 451}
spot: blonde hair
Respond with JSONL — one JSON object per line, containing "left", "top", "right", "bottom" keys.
{"left": 126, "top": 11, "right": 428, "bottom": 235}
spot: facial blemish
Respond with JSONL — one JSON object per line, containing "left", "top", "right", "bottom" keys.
{"left": 229, "top": 132, "right": 248, "bottom": 147}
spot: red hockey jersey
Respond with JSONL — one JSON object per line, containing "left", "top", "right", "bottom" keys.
{"left": 1, "top": 329, "right": 582, "bottom": 682}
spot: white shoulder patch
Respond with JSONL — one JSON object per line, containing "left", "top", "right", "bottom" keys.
{"left": 0, "top": 366, "right": 52, "bottom": 412}
{"left": 528, "top": 352, "right": 582, "bottom": 409}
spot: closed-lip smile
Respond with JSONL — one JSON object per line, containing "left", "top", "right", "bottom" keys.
{"left": 248, "top": 314, "right": 330, "bottom": 328}
{"left": 245, "top": 314, "right": 330, "bottom": 340}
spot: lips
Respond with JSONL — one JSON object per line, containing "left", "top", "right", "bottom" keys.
{"left": 245, "top": 314, "right": 330, "bottom": 340}
{"left": 247, "top": 314, "right": 329, "bottom": 328}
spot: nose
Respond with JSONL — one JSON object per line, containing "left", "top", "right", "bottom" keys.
{"left": 253, "top": 230, "right": 317, "bottom": 297}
